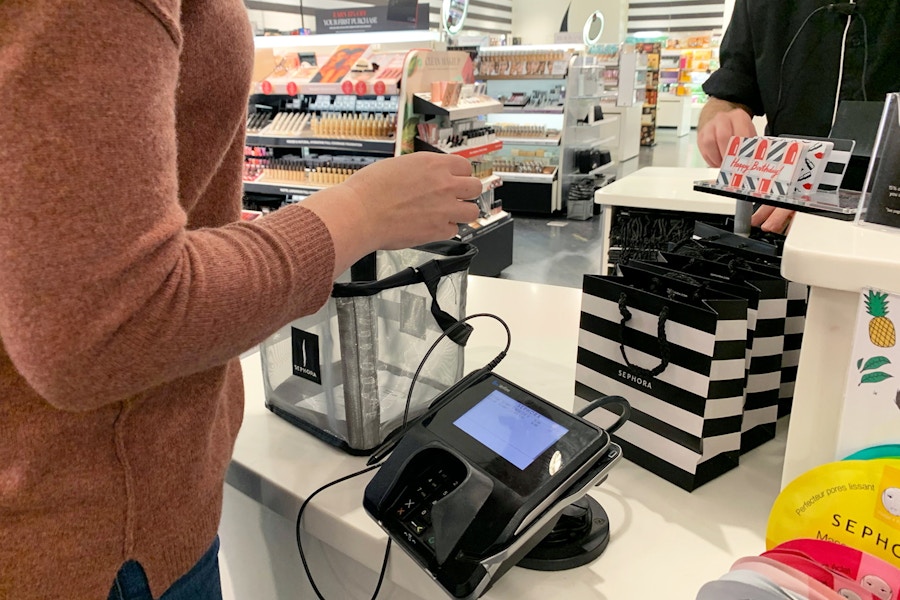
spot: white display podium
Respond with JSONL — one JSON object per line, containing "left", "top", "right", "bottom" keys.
{"left": 780, "top": 213, "right": 900, "bottom": 487}
{"left": 656, "top": 94, "right": 692, "bottom": 137}
{"left": 601, "top": 104, "right": 642, "bottom": 162}
{"left": 220, "top": 276, "right": 785, "bottom": 600}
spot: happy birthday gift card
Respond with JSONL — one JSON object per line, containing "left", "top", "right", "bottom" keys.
{"left": 718, "top": 136, "right": 808, "bottom": 195}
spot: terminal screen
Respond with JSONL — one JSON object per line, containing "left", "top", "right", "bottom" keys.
{"left": 453, "top": 389, "right": 568, "bottom": 470}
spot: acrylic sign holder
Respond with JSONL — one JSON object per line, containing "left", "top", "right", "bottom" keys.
{"left": 855, "top": 93, "right": 900, "bottom": 231}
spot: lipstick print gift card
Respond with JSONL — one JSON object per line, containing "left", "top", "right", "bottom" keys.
{"left": 792, "top": 140, "right": 834, "bottom": 196}
{"left": 718, "top": 136, "right": 808, "bottom": 195}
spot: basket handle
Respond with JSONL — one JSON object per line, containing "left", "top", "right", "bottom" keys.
{"left": 617, "top": 292, "right": 670, "bottom": 379}
{"left": 417, "top": 260, "right": 472, "bottom": 346}
{"left": 333, "top": 264, "right": 473, "bottom": 346}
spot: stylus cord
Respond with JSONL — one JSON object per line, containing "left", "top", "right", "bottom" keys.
{"left": 576, "top": 395, "right": 632, "bottom": 434}
{"left": 403, "top": 312, "right": 511, "bottom": 426}
{"left": 295, "top": 312, "right": 511, "bottom": 600}
{"left": 366, "top": 312, "right": 511, "bottom": 466}
{"left": 295, "top": 463, "right": 390, "bottom": 600}
{"left": 772, "top": 5, "right": 829, "bottom": 134}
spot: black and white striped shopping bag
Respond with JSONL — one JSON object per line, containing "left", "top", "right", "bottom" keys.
{"left": 658, "top": 253, "right": 788, "bottom": 454}
{"left": 575, "top": 271, "right": 748, "bottom": 491}
{"left": 669, "top": 227, "right": 803, "bottom": 419}
{"left": 742, "top": 261, "right": 808, "bottom": 418}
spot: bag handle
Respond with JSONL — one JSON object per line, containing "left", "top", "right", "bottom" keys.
{"left": 617, "top": 292, "right": 670, "bottom": 379}
{"left": 332, "top": 243, "right": 478, "bottom": 346}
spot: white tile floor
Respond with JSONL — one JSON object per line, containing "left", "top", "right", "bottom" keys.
{"left": 499, "top": 128, "right": 709, "bottom": 288}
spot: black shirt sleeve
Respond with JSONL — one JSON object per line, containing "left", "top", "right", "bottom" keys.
{"left": 702, "top": 0, "right": 765, "bottom": 116}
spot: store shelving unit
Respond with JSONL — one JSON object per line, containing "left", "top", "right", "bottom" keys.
{"left": 590, "top": 43, "right": 644, "bottom": 163}
{"left": 660, "top": 35, "right": 721, "bottom": 127}
{"left": 243, "top": 181, "right": 328, "bottom": 196}
{"left": 242, "top": 91, "right": 401, "bottom": 206}
{"left": 636, "top": 42, "right": 662, "bottom": 146}
{"left": 477, "top": 45, "right": 622, "bottom": 215}
{"left": 660, "top": 46, "right": 717, "bottom": 98}
{"left": 407, "top": 82, "right": 513, "bottom": 276}
{"left": 658, "top": 49, "right": 682, "bottom": 95}
{"left": 560, "top": 53, "right": 620, "bottom": 214}
{"left": 243, "top": 41, "right": 412, "bottom": 207}
{"left": 244, "top": 135, "right": 397, "bottom": 154}
{"left": 243, "top": 42, "right": 514, "bottom": 276}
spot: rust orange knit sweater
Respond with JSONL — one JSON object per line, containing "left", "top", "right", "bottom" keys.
{"left": 0, "top": 1, "right": 336, "bottom": 598}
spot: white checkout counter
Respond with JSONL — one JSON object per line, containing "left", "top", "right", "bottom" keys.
{"left": 220, "top": 276, "right": 785, "bottom": 600}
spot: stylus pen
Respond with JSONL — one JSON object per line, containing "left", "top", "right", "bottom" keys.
{"left": 366, "top": 367, "right": 490, "bottom": 466}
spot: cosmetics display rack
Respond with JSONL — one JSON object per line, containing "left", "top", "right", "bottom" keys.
{"left": 591, "top": 44, "right": 645, "bottom": 162}
{"left": 245, "top": 44, "right": 515, "bottom": 277}
{"left": 411, "top": 92, "right": 503, "bottom": 121}
{"left": 242, "top": 91, "right": 399, "bottom": 202}
{"left": 408, "top": 86, "right": 513, "bottom": 277}
{"left": 242, "top": 38, "right": 422, "bottom": 203}
{"left": 479, "top": 46, "right": 622, "bottom": 215}
{"left": 660, "top": 46, "right": 718, "bottom": 99}
{"left": 636, "top": 42, "right": 662, "bottom": 147}
{"left": 588, "top": 43, "right": 644, "bottom": 106}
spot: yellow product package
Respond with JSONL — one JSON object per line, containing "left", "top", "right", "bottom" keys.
{"left": 767, "top": 459, "right": 900, "bottom": 568}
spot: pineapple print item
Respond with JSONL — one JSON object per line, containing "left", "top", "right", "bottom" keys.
{"left": 866, "top": 291, "right": 896, "bottom": 348}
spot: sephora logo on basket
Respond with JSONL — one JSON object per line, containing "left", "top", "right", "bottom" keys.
{"left": 294, "top": 364, "right": 318, "bottom": 379}
{"left": 618, "top": 369, "right": 652, "bottom": 389}
{"left": 291, "top": 327, "right": 322, "bottom": 384}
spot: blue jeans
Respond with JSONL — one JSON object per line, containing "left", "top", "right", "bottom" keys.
{"left": 108, "top": 536, "right": 222, "bottom": 600}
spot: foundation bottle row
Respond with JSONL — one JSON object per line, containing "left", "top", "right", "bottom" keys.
{"left": 477, "top": 50, "right": 570, "bottom": 78}
{"left": 244, "top": 153, "right": 495, "bottom": 185}
{"left": 243, "top": 156, "right": 381, "bottom": 186}
{"left": 247, "top": 111, "right": 397, "bottom": 139}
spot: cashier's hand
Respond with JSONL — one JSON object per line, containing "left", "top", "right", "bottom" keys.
{"left": 751, "top": 205, "right": 795, "bottom": 234}
{"left": 697, "top": 106, "right": 757, "bottom": 167}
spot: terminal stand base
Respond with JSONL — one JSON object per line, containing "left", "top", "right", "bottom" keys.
{"left": 517, "top": 496, "right": 610, "bottom": 571}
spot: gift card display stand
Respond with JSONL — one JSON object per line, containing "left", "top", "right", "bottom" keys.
{"left": 691, "top": 97, "right": 900, "bottom": 228}
{"left": 692, "top": 145, "right": 860, "bottom": 223}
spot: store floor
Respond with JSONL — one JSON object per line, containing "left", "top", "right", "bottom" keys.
{"left": 498, "top": 127, "right": 708, "bottom": 288}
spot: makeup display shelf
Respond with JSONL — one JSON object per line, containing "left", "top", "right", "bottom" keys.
{"left": 408, "top": 85, "right": 513, "bottom": 277}
{"left": 478, "top": 45, "right": 634, "bottom": 216}
{"left": 593, "top": 43, "right": 643, "bottom": 163}
{"left": 659, "top": 44, "right": 719, "bottom": 127}
{"left": 242, "top": 91, "right": 403, "bottom": 202}
{"left": 244, "top": 42, "right": 516, "bottom": 277}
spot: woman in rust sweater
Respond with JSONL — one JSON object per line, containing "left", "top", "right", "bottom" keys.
{"left": 0, "top": 1, "right": 482, "bottom": 598}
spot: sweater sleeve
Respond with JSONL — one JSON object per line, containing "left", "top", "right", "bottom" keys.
{"left": 701, "top": 0, "right": 764, "bottom": 116}
{"left": 0, "top": 1, "right": 336, "bottom": 411}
